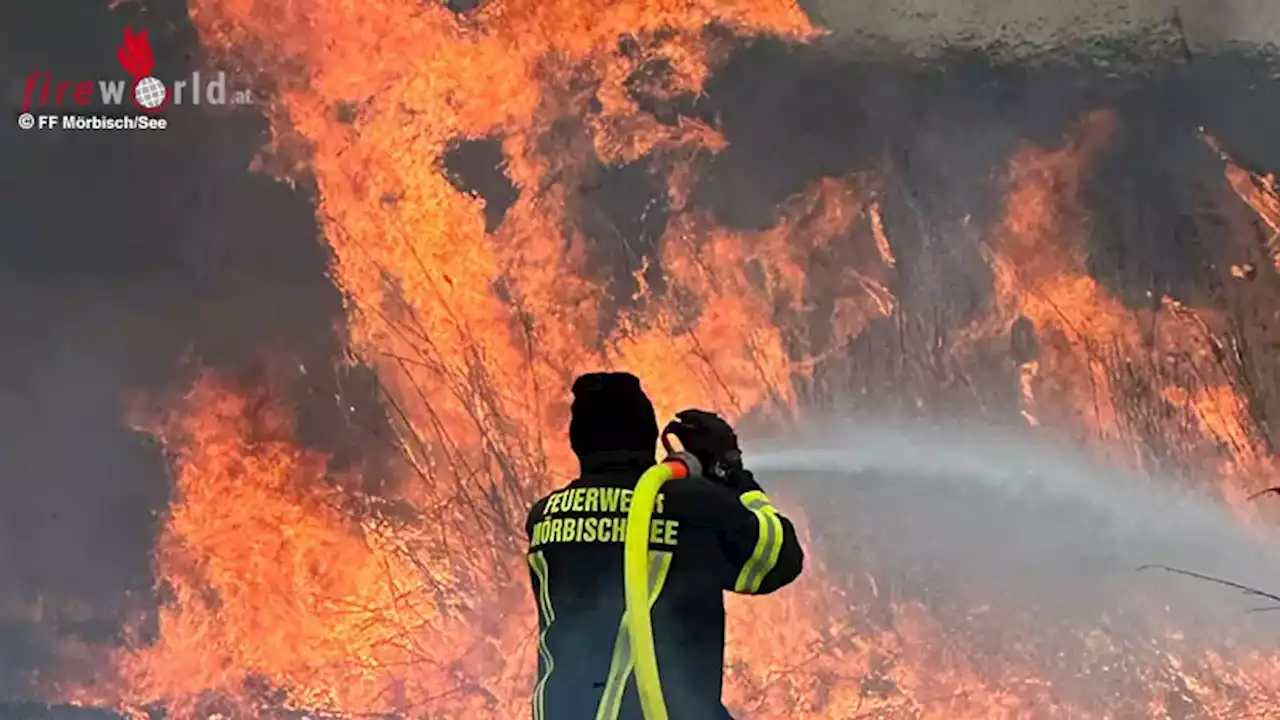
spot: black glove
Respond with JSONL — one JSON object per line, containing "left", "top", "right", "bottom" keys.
{"left": 666, "top": 409, "right": 757, "bottom": 491}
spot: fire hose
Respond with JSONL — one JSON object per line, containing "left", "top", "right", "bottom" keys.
{"left": 623, "top": 425, "right": 702, "bottom": 720}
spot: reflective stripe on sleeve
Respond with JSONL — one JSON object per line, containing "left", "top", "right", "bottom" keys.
{"left": 732, "top": 490, "right": 785, "bottom": 594}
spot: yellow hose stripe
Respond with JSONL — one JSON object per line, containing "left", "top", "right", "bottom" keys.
{"left": 595, "top": 550, "right": 674, "bottom": 720}
{"left": 595, "top": 616, "right": 631, "bottom": 720}
{"left": 733, "top": 491, "right": 785, "bottom": 594}
{"left": 528, "top": 551, "right": 555, "bottom": 720}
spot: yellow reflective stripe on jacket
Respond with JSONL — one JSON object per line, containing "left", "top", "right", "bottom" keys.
{"left": 594, "top": 550, "right": 675, "bottom": 720}
{"left": 733, "top": 490, "right": 785, "bottom": 594}
{"left": 528, "top": 551, "right": 555, "bottom": 720}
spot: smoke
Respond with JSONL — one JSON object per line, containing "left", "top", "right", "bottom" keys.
{"left": 748, "top": 419, "right": 1280, "bottom": 681}
{"left": 0, "top": 0, "right": 366, "bottom": 701}
{"left": 799, "top": 0, "right": 1280, "bottom": 55}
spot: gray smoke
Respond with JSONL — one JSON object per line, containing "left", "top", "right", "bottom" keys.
{"left": 802, "top": 0, "right": 1280, "bottom": 55}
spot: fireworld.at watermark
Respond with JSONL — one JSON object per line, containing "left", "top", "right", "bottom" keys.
{"left": 16, "top": 24, "right": 253, "bottom": 132}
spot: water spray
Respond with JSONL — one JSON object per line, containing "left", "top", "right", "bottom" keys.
{"left": 748, "top": 420, "right": 1280, "bottom": 646}
{"left": 1134, "top": 488, "right": 1280, "bottom": 614}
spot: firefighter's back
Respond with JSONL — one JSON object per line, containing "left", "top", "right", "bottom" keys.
{"left": 525, "top": 455, "right": 742, "bottom": 720}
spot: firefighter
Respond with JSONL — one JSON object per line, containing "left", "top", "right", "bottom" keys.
{"left": 525, "top": 371, "right": 805, "bottom": 719}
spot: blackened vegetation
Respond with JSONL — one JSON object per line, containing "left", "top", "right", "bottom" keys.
{"left": 1084, "top": 64, "right": 1266, "bottom": 310}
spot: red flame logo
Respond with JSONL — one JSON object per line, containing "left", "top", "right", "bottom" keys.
{"left": 117, "top": 25, "right": 154, "bottom": 78}
{"left": 116, "top": 25, "right": 168, "bottom": 112}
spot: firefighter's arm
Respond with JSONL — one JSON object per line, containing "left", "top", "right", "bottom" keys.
{"left": 714, "top": 471, "right": 804, "bottom": 595}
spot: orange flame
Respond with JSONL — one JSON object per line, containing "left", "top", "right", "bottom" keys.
{"left": 38, "top": 1, "right": 1280, "bottom": 718}
{"left": 116, "top": 25, "right": 155, "bottom": 78}
{"left": 1222, "top": 160, "right": 1280, "bottom": 274}
{"left": 958, "top": 111, "right": 1279, "bottom": 501}
{"left": 78, "top": 371, "right": 532, "bottom": 717}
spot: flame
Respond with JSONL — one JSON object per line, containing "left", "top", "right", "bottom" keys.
{"left": 39, "top": 0, "right": 1280, "bottom": 717}
{"left": 65, "top": 370, "right": 536, "bottom": 717}
{"left": 960, "top": 111, "right": 1278, "bottom": 498}
{"left": 116, "top": 25, "right": 155, "bottom": 78}
{"left": 1222, "top": 158, "right": 1280, "bottom": 274}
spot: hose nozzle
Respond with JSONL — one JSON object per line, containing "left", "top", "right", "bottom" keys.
{"left": 662, "top": 451, "right": 701, "bottom": 480}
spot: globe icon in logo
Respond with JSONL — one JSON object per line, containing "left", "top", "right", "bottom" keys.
{"left": 134, "top": 76, "right": 166, "bottom": 110}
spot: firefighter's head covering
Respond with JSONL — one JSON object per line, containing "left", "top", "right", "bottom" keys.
{"left": 569, "top": 372, "right": 659, "bottom": 457}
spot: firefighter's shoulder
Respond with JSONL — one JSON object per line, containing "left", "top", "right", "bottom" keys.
{"left": 524, "top": 493, "right": 553, "bottom": 539}
{"left": 663, "top": 476, "right": 805, "bottom": 595}
{"left": 658, "top": 476, "right": 747, "bottom": 526}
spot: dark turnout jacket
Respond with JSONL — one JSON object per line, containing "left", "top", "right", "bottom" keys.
{"left": 524, "top": 451, "right": 805, "bottom": 720}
